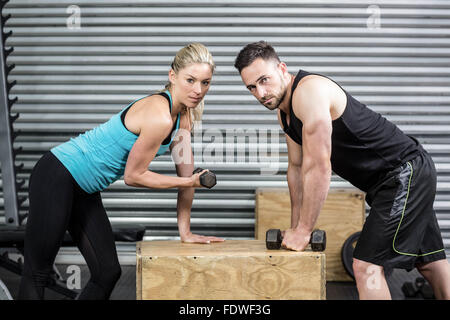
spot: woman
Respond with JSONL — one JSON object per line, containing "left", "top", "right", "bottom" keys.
{"left": 18, "top": 43, "right": 224, "bottom": 300}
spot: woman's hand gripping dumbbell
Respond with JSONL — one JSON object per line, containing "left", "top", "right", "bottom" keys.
{"left": 192, "top": 168, "right": 217, "bottom": 189}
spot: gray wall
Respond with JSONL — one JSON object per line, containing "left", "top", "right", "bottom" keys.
{"left": 0, "top": 0, "right": 449, "bottom": 263}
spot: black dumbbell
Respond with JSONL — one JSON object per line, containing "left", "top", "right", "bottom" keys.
{"left": 401, "top": 277, "right": 435, "bottom": 299}
{"left": 402, "top": 281, "right": 418, "bottom": 298}
{"left": 416, "top": 277, "right": 434, "bottom": 299}
{"left": 265, "top": 229, "right": 326, "bottom": 251}
{"left": 420, "top": 283, "right": 435, "bottom": 299}
{"left": 193, "top": 168, "right": 217, "bottom": 189}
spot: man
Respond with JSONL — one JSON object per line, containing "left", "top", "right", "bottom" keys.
{"left": 234, "top": 41, "right": 450, "bottom": 300}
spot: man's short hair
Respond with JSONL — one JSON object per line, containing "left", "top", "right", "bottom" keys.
{"left": 234, "top": 41, "right": 281, "bottom": 73}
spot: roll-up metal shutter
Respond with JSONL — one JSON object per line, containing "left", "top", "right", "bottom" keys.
{"left": 0, "top": 0, "right": 449, "bottom": 263}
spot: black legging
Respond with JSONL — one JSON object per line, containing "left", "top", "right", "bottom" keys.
{"left": 18, "top": 151, "right": 121, "bottom": 300}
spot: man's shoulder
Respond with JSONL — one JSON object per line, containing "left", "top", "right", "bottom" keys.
{"left": 294, "top": 74, "right": 332, "bottom": 96}
{"left": 291, "top": 75, "right": 332, "bottom": 118}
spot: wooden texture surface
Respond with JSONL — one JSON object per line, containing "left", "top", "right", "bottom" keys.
{"left": 136, "top": 240, "right": 325, "bottom": 300}
{"left": 255, "top": 188, "right": 365, "bottom": 281}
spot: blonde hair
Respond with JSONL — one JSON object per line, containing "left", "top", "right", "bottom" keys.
{"left": 164, "top": 43, "right": 215, "bottom": 130}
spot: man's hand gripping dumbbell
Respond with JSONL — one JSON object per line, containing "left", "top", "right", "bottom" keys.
{"left": 265, "top": 229, "right": 326, "bottom": 251}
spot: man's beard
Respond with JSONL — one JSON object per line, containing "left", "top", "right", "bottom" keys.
{"left": 262, "top": 85, "right": 287, "bottom": 110}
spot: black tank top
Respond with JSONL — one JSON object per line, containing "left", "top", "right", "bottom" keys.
{"left": 280, "top": 69, "right": 422, "bottom": 192}
{"left": 121, "top": 92, "right": 178, "bottom": 145}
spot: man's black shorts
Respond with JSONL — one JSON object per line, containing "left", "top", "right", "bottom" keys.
{"left": 353, "top": 150, "right": 446, "bottom": 274}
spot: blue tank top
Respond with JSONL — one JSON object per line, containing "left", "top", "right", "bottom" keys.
{"left": 51, "top": 91, "right": 180, "bottom": 194}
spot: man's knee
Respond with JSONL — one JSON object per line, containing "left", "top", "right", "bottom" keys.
{"left": 353, "top": 258, "right": 370, "bottom": 279}
{"left": 353, "top": 259, "right": 383, "bottom": 279}
{"left": 417, "top": 259, "right": 450, "bottom": 274}
{"left": 353, "top": 259, "right": 387, "bottom": 293}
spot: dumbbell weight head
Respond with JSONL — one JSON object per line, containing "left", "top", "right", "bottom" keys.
{"left": 310, "top": 229, "right": 327, "bottom": 251}
{"left": 266, "top": 229, "right": 282, "bottom": 249}
{"left": 420, "top": 284, "right": 435, "bottom": 299}
{"left": 200, "top": 171, "right": 216, "bottom": 189}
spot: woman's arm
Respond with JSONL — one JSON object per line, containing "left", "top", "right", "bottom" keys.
{"left": 170, "top": 116, "right": 224, "bottom": 243}
{"left": 123, "top": 97, "right": 201, "bottom": 189}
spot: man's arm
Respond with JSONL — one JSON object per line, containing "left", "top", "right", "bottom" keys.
{"left": 295, "top": 79, "right": 332, "bottom": 234}
{"left": 277, "top": 110, "right": 303, "bottom": 228}
{"left": 281, "top": 78, "right": 332, "bottom": 251}
{"left": 286, "top": 134, "right": 303, "bottom": 229}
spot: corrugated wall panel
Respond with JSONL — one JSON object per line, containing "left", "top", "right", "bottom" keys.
{"left": 0, "top": 0, "right": 449, "bottom": 262}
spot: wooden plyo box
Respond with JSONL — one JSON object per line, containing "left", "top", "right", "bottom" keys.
{"left": 255, "top": 188, "right": 365, "bottom": 282}
{"left": 136, "top": 240, "right": 326, "bottom": 300}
